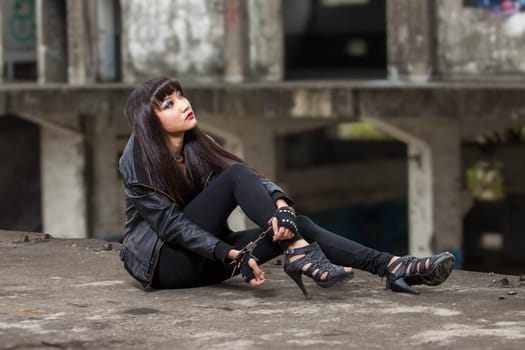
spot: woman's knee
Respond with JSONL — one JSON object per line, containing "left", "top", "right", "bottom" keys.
{"left": 225, "top": 163, "right": 253, "bottom": 176}
{"left": 296, "top": 215, "right": 314, "bottom": 230}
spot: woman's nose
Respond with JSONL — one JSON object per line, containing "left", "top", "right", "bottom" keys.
{"left": 179, "top": 98, "right": 190, "bottom": 111}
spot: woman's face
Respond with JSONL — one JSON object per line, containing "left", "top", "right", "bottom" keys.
{"left": 154, "top": 89, "right": 197, "bottom": 135}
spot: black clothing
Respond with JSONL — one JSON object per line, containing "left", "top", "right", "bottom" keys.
{"left": 118, "top": 135, "right": 291, "bottom": 287}
{"left": 151, "top": 163, "right": 393, "bottom": 289}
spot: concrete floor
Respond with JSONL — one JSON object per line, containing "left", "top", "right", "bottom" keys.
{"left": 1, "top": 230, "right": 524, "bottom": 349}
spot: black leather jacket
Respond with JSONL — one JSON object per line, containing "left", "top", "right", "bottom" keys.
{"left": 118, "top": 134, "right": 290, "bottom": 287}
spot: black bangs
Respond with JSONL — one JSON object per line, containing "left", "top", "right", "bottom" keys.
{"left": 150, "top": 78, "right": 184, "bottom": 108}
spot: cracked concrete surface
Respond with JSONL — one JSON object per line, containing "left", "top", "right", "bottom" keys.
{"left": 1, "top": 230, "right": 524, "bottom": 349}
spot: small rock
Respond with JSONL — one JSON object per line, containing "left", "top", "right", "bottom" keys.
{"left": 519, "top": 274, "right": 525, "bottom": 282}
{"left": 489, "top": 272, "right": 495, "bottom": 276}
{"left": 507, "top": 291, "right": 517, "bottom": 296}
{"left": 23, "top": 235, "right": 30, "bottom": 242}
{"left": 102, "top": 243, "right": 113, "bottom": 251}
{"left": 493, "top": 277, "right": 511, "bottom": 288}
{"left": 498, "top": 296, "right": 505, "bottom": 300}
{"left": 44, "top": 233, "right": 52, "bottom": 240}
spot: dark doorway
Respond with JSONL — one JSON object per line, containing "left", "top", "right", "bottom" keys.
{"left": 283, "top": 0, "right": 387, "bottom": 79}
{"left": 0, "top": 116, "right": 42, "bottom": 231}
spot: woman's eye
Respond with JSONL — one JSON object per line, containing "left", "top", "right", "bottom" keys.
{"left": 162, "top": 100, "right": 174, "bottom": 110}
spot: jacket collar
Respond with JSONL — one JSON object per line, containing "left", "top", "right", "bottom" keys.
{"left": 119, "top": 134, "right": 151, "bottom": 186}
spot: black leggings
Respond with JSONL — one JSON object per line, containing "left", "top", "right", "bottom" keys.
{"left": 152, "top": 163, "right": 393, "bottom": 289}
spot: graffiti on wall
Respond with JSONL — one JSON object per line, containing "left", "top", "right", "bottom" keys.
{"left": 464, "top": 0, "right": 525, "bottom": 16}
{"left": 2, "top": 0, "right": 35, "bottom": 49}
{"left": 9, "top": 0, "right": 35, "bottom": 43}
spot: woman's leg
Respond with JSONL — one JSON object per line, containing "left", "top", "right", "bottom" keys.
{"left": 183, "top": 163, "right": 278, "bottom": 232}
{"left": 153, "top": 163, "right": 284, "bottom": 288}
{"left": 152, "top": 227, "right": 281, "bottom": 289}
{"left": 296, "top": 215, "right": 393, "bottom": 277}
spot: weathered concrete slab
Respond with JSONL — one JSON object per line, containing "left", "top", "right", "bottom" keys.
{"left": 1, "top": 81, "right": 525, "bottom": 122}
{"left": 1, "top": 230, "right": 524, "bottom": 349}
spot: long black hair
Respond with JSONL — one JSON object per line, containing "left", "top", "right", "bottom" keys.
{"left": 125, "top": 77, "right": 245, "bottom": 207}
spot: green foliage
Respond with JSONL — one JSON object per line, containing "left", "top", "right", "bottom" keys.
{"left": 466, "top": 161, "right": 504, "bottom": 201}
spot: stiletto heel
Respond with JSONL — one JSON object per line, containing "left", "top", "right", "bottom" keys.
{"left": 285, "top": 269, "right": 310, "bottom": 299}
{"left": 284, "top": 242, "right": 354, "bottom": 298}
{"left": 390, "top": 277, "right": 419, "bottom": 295}
{"left": 386, "top": 252, "right": 455, "bottom": 294}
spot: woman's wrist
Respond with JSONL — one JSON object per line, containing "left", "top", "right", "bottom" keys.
{"left": 227, "top": 249, "right": 240, "bottom": 260}
{"left": 275, "top": 198, "right": 289, "bottom": 209}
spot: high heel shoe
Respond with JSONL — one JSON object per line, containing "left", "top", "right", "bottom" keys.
{"left": 284, "top": 242, "right": 354, "bottom": 298}
{"left": 385, "top": 252, "right": 455, "bottom": 294}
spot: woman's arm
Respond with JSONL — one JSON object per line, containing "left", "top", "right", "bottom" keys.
{"left": 259, "top": 177, "right": 295, "bottom": 206}
{"left": 125, "top": 185, "right": 234, "bottom": 262}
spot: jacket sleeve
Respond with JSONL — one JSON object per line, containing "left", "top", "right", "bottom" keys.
{"left": 258, "top": 176, "right": 295, "bottom": 205}
{"left": 124, "top": 185, "right": 234, "bottom": 262}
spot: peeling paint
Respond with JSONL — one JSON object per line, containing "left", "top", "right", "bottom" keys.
{"left": 123, "top": 0, "right": 224, "bottom": 80}
{"left": 438, "top": 0, "right": 525, "bottom": 76}
{"left": 504, "top": 13, "right": 525, "bottom": 37}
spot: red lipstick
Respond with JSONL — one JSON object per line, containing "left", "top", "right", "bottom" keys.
{"left": 185, "top": 112, "right": 194, "bottom": 120}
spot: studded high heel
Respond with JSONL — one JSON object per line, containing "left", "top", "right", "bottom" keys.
{"left": 284, "top": 242, "right": 354, "bottom": 298}
{"left": 385, "top": 252, "right": 455, "bottom": 294}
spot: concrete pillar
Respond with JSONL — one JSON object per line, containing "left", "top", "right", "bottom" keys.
{"left": 85, "top": 114, "right": 123, "bottom": 239}
{"left": 364, "top": 117, "right": 462, "bottom": 257}
{"left": 66, "top": 0, "right": 96, "bottom": 84}
{"left": 387, "top": 0, "right": 436, "bottom": 82}
{"left": 41, "top": 126, "right": 87, "bottom": 238}
{"left": 407, "top": 141, "right": 434, "bottom": 256}
{"left": 36, "top": 0, "right": 67, "bottom": 83}
{"left": 248, "top": 0, "right": 283, "bottom": 81}
{"left": 224, "top": 0, "right": 249, "bottom": 82}
{"left": 430, "top": 125, "right": 462, "bottom": 255}
{"left": 95, "top": 0, "right": 118, "bottom": 82}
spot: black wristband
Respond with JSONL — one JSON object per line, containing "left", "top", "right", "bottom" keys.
{"left": 273, "top": 206, "right": 298, "bottom": 235}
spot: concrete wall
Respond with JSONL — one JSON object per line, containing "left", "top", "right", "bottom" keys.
{"left": 437, "top": 0, "right": 525, "bottom": 79}
{"left": 120, "top": 0, "right": 282, "bottom": 83}
{"left": 120, "top": 0, "right": 225, "bottom": 83}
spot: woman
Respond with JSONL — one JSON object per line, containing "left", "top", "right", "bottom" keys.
{"left": 119, "top": 77, "right": 455, "bottom": 298}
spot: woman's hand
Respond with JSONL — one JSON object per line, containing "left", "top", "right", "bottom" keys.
{"left": 271, "top": 217, "right": 295, "bottom": 242}
{"left": 227, "top": 249, "right": 266, "bottom": 287}
{"left": 271, "top": 199, "right": 297, "bottom": 242}
{"left": 246, "top": 257, "right": 266, "bottom": 287}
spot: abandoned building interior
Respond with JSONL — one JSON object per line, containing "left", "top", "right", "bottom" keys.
{"left": 1, "top": 0, "right": 525, "bottom": 275}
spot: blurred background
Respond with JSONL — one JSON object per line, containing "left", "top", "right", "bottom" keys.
{"left": 1, "top": 0, "right": 525, "bottom": 274}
